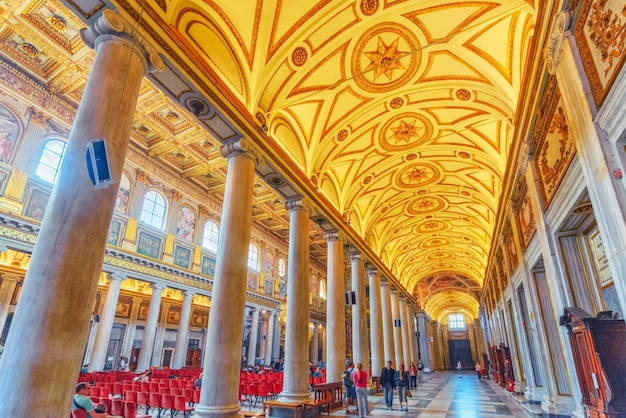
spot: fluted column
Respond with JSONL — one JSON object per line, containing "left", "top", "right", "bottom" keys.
{"left": 0, "top": 10, "right": 163, "bottom": 417}
{"left": 312, "top": 323, "right": 320, "bottom": 364}
{"left": 278, "top": 199, "right": 312, "bottom": 402}
{"left": 136, "top": 284, "right": 164, "bottom": 371}
{"left": 325, "top": 231, "right": 345, "bottom": 382}
{"left": 195, "top": 140, "right": 259, "bottom": 418}
{"left": 380, "top": 282, "right": 395, "bottom": 366}
{"left": 399, "top": 297, "right": 411, "bottom": 367}
{"left": 368, "top": 269, "right": 384, "bottom": 377}
{"left": 350, "top": 252, "right": 369, "bottom": 368}
{"left": 390, "top": 290, "right": 404, "bottom": 368}
{"left": 247, "top": 307, "right": 260, "bottom": 366}
{"left": 89, "top": 274, "right": 124, "bottom": 371}
{"left": 0, "top": 273, "right": 20, "bottom": 336}
{"left": 172, "top": 290, "right": 194, "bottom": 369}
{"left": 264, "top": 311, "right": 275, "bottom": 366}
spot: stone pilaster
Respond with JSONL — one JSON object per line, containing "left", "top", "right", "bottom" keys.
{"left": 367, "top": 268, "right": 384, "bottom": 377}
{"left": 136, "top": 284, "right": 165, "bottom": 371}
{"left": 406, "top": 304, "right": 418, "bottom": 365}
{"left": 399, "top": 297, "right": 410, "bottom": 367}
{"left": 172, "top": 290, "right": 194, "bottom": 369}
{"left": 380, "top": 281, "right": 396, "bottom": 366}
{"left": 278, "top": 199, "right": 312, "bottom": 403}
{"left": 390, "top": 290, "right": 404, "bottom": 368}
{"left": 0, "top": 9, "right": 163, "bottom": 417}
{"left": 195, "top": 139, "right": 260, "bottom": 418}
{"left": 89, "top": 273, "right": 124, "bottom": 371}
{"left": 325, "top": 231, "right": 346, "bottom": 382}
{"left": 247, "top": 307, "right": 260, "bottom": 366}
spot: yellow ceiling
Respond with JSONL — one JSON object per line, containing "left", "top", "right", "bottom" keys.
{"left": 1, "top": 0, "right": 542, "bottom": 321}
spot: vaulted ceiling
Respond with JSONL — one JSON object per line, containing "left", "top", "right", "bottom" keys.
{"left": 2, "top": 0, "right": 546, "bottom": 321}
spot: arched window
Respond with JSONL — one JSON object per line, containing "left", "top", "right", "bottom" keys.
{"left": 319, "top": 279, "right": 326, "bottom": 299}
{"left": 448, "top": 313, "right": 466, "bottom": 330}
{"left": 202, "top": 220, "right": 220, "bottom": 253}
{"left": 278, "top": 258, "right": 286, "bottom": 277}
{"left": 140, "top": 190, "right": 167, "bottom": 230}
{"left": 247, "top": 243, "right": 259, "bottom": 270}
{"left": 35, "top": 138, "right": 67, "bottom": 184}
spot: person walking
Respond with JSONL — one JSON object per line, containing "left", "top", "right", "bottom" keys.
{"left": 417, "top": 359, "right": 424, "bottom": 383}
{"left": 343, "top": 362, "right": 357, "bottom": 414}
{"left": 408, "top": 362, "right": 417, "bottom": 388}
{"left": 456, "top": 360, "right": 463, "bottom": 377}
{"left": 354, "top": 363, "right": 369, "bottom": 418}
{"left": 380, "top": 360, "right": 396, "bottom": 410}
{"left": 475, "top": 362, "right": 483, "bottom": 380}
{"left": 394, "top": 364, "right": 410, "bottom": 412}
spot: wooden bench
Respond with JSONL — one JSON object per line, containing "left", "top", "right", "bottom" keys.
{"left": 263, "top": 400, "right": 306, "bottom": 418}
{"left": 241, "top": 411, "right": 266, "bottom": 417}
{"left": 311, "top": 381, "right": 343, "bottom": 413}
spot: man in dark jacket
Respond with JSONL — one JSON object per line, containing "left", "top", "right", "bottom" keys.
{"left": 380, "top": 360, "right": 396, "bottom": 410}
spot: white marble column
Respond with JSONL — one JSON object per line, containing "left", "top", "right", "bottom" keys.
{"left": 380, "top": 281, "right": 395, "bottom": 366}
{"left": 405, "top": 304, "right": 418, "bottom": 365}
{"left": 0, "top": 10, "right": 163, "bottom": 417}
{"left": 278, "top": 199, "right": 312, "bottom": 403}
{"left": 367, "top": 269, "right": 384, "bottom": 377}
{"left": 172, "top": 290, "right": 194, "bottom": 369}
{"left": 417, "top": 313, "right": 432, "bottom": 372}
{"left": 325, "top": 231, "right": 346, "bottom": 382}
{"left": 259, "top": 314, "right": 268, "bottom": 361}
{"left": 195, "top": 140, "right": 258, "bottom": 418}
{"left": 120, "top": 296, "right": 143, "bottom": 361}
{"left": 0, "top": 273, "right": 20, "bottom": 336}
{"left": 152, "top": 302, "right": 171, "bottom": 367}
{"left": 89, "top": 274, "right": 124, "bottom": 371}
{"left": 399, "top": 297, "right": 411, "bottom": 367}
{"left": 320, "top": 325, "right": 326, "bottom": 363}
{"left": 390, "top": 290, "right": 404, "bottom": 368}
{"left": 264, "top": 311, "right": 275, "bottom": 366}
{"left": 247, "top": 307, "right": 260, "bottom": 366}
{"left": 312, "top": 323, "right": 320, "bottom": 364}
{"left": 136, "top": 284, "right": 164, "bottom": 371}
{"left": 350, "top": 252, "right": 369, "bottom": 369}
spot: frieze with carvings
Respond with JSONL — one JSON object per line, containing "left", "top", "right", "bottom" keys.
{"left": 505, "top": 229, "right": 519, "bottom": 273}
{"left": 573, "top": 0, "right": 626, "bottom": 108}
{"left": 533, "top": 91, "right": 576, "bottom": 209}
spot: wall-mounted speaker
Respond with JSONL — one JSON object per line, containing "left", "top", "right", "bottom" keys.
{"left": 94, "top": 314, "right": 100, "bottom": 323}
{"left": 86, "top": 138, "right": 114, "bottom": 189}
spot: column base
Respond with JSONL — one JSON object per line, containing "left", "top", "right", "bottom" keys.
{"left": 192, "top": 403, "right": 241, "bottom": 418}
{"left": 277, "top": 391, "right": 312, "bottom": 403}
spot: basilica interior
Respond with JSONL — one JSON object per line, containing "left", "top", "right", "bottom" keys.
{"left": 0, "top": 0, "right": 625, "bottom": 417}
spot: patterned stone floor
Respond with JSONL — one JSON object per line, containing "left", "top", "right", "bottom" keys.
{"left": 334, "top": 371, "right": 530, "bottom": 418}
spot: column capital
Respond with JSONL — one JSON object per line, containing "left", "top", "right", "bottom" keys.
{"left": 182, "top": 290, "right": 195, "bottom": 298}
{"left": 220, "top": 138, "right": 264, "bottom": 166}
{"left": 285, "top": 198, "right": 314, "bottom": 216}
{"left": 198, "top": 205, "right": 211, "bottom": 218}
{"left": 380, "top": 281, "right": 389, "bottom": 288}
{"left": 349, "top": 251, "right": 361, "bottom": 261}
{"left": 150, "top": 283, "right": 166, "bottom": 291}
{"left": 107, "top": 273, "right": 125, "bottom": 282}
{"left": 390, "top": 289, "right": 398, "bottom": 295}
{"left": 324, "top": 230, "right": 345, "bottom": 243}
{"left": 80, "top": 9, "right": 164, "bottom": 74}
{"left": 171, "top": 190, "right": 183, "bottom": 202}
{"left": 545, "top": 11, "right": 573, "bottom": 74}
{"left": 0, "top": 273, "right": 22, "bottom": 282}
{"left": 136, "top": 169, "right": 149, "bottom": 184}
{"left": 366, "top": 268, "right": 378, "bottom": 276}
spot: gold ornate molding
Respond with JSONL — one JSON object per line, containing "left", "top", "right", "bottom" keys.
{"left": 545, "top": 12, "right": 572, "bottom": 75}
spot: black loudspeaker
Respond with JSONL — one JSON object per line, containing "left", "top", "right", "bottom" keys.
{"left": 344, "top": 291, "right": 357, "bottom": 305}
{"left": 94, "top": 314, "right": 100, "bottom": 323}
{"left": 86, "top": 138, "right": 114, "bottom": 189}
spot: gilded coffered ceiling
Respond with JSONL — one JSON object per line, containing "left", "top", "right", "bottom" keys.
{"left": 0, "top": 0, "right": 545, "bottom": 321}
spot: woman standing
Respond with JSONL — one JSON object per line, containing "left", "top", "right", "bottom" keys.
{"left": 394, "top": 364, "right": 410, "bottom": 412}
{"left": 408, "top": 362, "right": 417, "bottom": 388}
{"left": 354, "top": 363, "right": 369, "bottom": 418}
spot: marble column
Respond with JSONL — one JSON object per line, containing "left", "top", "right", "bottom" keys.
{"left": 406, "top": 304, "right": 418, "bottom": 365}
{"left": 259, "top": 315, "right": 268, "bottom": 361}
{"left": 172, "top": 290, "right": 194, "bottom": 369}
{"left": 0, "top": 273, "right": 20, "bottom": 336}
{"left": 89, "top": 274, "right": 124, "bottom": 371}
{"left": 152, "top": 302, "right": 171, "bottom": 367}
{"left": 325, "top": 231, "right": 345, "bottom": 382}
{"left": 195, "top": 140, "right": 258, "bottom": 418}
{"left": 312, "top": 323, "right": 320, "bottom": 364}
{"left": 120, "top": 296, "right": 143, "bottom": 361}
{"left": 367, "top": 269, "right": 384, "bottom": 377}
{"left": 380, "top": 282, "right": 395, "bottom": 366}
{"left": 264, "top": 311, "right": 275, "bottom": 366}
{"left": 390, "top": 290, "right": 404, "bottom": 368}
{"left": 320, "top": 325, "right": 326, "bottom": 363}
{"left": 350, "top": 252, "right": 369, "bottom": 369}
{"left": 247, "top": 307, "right": 260, "bottom": 366}
{"left": 417, "top": 314, "right": 432, "bottom": 372}
{"left": 399, "top": 297, "right": 411, "bottom": 367}
{"left": 136, "top": 284, "right": 164, "bottom": 371}
{"left": 0, "top": 10, "right": 163, "bottom": 417}
{"left": 278, "top": 199, "right": 312, "bottom": 403}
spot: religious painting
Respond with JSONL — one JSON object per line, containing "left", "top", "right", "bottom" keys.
{"left": 138, "top": 303, "right": 150, "bottom": 321}
{"left": 0, "top": 103, "right": 21, "bottom": 164}
{"left": 176, "top": 206, "right": 196, "bottom": 243}
{"left": 278, "top": 258, "right": 286, "bottom": 278}
{"left": 191, "top": 309, "right": 208, "bottom": 327}
{"left": 173, "top": 245, "right": 191, "bottom": 269}
{"left": 137, "top": 231, "right": 162, "bottom": 259}
{"left": 310, "top": 274, "right": 319, "bottom": 295}
{"left": 107, "top": 219, "right": 122, "bottom": 246}
{"left": 264, "top": 279, "right": 274, "bottom": 297}
{"left": 588, "top": 229, "right": 613, "bottom": 285}
{"left": 24, "top": 188, "right": 50, "bottom": 221}
{"left": 518, "top": 192, "right": 536, "bottom": 250}
{"left": 201, "top": 255, "right": 216, "bottom": 277}
{"left": 247, "top": 272, "right": 258, "bottom": 291}
{"left": 574, "top": 0, "right": 626, "bottom": 108}
{"left": 505, "top": 232, "right": 519, "bottom": 273}
{"left": 114, "top": 172, "right": 131, "bottom": 214}
{"left": 167, "top": 308, "right": 181, "bottom": 325}
{"left": 115, "top": 301, "right": 132, "bottom": 319}
{"left": 264, "top": 250, "right": 275, "bottom": 276}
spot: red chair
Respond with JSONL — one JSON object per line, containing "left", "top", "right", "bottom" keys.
{"left": 124, "top": 390, "right": 137, "bottom": 403}
{"left": 161, "top": 394, "right": 175, "bottom": 417}
{"left": 89, "top": 387, "right": 101, "bottom": 398}
{"left": 192, "top": 389, "right": 201, "bottom": 405}
{"left": 174, "top": 395, "right": 195, "bottom": 418}
{"left": 136, "top": 391, "right": 150, "bottom": 413}
{"left": 148, "top": 392, "right": 163, "bottom": 417}
{"left": 182, "top": 388, "right": 194, "bottom": 404}
{"left": 112, "top": 382, "right": 123, "bottom": 397}
{"left": 98, "top": 397, "right": 112, "bottom": 413}
{"left": 110, "top": 398, "right": 124, "bottom": 416}
{"left": 313, "top": 376, "right": 323, "bottom": 385}
{"left": 99, "top": 387, "right": 110, "bottom": 398}
{"left": 124, "top": 401, "right": 152, "bottom": 418}
{"left": 245, "top": 384, "right": 259, "bottom": 407}
{"left": 257, "top": 383, "right": 272, "bottom": 403}
{"left": 71, "top": 410, "right": 87, "bottom": 418}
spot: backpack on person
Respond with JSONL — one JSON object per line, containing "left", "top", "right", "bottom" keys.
{"left": 342, "top": 370, "right": 354, "bottom": 387}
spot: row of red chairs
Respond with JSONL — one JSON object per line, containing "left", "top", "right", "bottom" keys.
{"left": 240, "top": 382, "right": 283, "bottom": 408}
{"left": 134, "top": 393, "right": 194, "bottom": 418}
{"left": 125, "top": 388, "right": 199, "bottom": 405}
